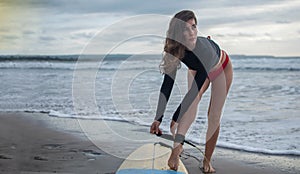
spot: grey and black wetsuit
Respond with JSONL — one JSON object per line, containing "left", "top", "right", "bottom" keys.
{"left": 155, "top": 36, "right": 221, "bottom": 123}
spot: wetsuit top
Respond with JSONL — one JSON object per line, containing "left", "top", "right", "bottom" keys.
{"left": 155, "top": 36, "right": 221, "bottom": 123}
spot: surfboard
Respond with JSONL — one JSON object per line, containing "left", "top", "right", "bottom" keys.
{"left": 116, "top": 142, "right": 188, "bottom": 174}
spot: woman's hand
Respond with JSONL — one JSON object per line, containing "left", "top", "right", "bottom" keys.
{"left": 170, "top": 120, "right": 178, "bottom": 137}
{"left": 150, "top": 120, "right": 162, "bottom": 135}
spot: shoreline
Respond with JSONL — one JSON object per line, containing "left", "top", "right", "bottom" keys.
{"left": 0, "top": 111, "right": 299, "bottom": 173}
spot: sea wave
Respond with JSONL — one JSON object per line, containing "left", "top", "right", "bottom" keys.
{"left": 1, "top": 54, "right": 300, "bottom": 72}
{"left": 216, "top": 141, "right": 300, "bottom": 156}
{"left": 17, "top": 109, "right": 300, "bottom": 156}
{"left": 2, "top": 64, "right": 299, "bottom": 72}
{"left": 0, "top": 62, "right": 156, "bottom": 71}
{"left": 234, "top": 67, "right": 300, "bottom": 72}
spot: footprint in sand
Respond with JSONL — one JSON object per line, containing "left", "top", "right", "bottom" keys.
{"left": 33, "top": 156, "right": 48, "bottom": 161}
{"left": 42, "top": 144, "right": 63, "bottom": 150}
{"left": 82, "top": 149, "right": 102, "bottom": 157}
{"left": 0, "top": 154, "right": 12, "bottom": 159}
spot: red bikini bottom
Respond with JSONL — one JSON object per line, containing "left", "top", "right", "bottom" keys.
{"left": 208, "top": 50, "right": 230, "bottom": 81}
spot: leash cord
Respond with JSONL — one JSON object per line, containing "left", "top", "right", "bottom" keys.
{"left": 155, "top": 133, "right": 209, "bottom": 162}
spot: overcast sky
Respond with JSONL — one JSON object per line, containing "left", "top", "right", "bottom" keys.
{"left": 0, "top": 0, "right": 300, "bottom": 56}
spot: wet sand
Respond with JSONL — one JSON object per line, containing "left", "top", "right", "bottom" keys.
{"left": 0, "top": 112, "right": 298, "bottom": 173}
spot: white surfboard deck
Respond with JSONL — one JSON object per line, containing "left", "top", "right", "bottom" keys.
{"left": 116, "top": 142, "right": 188, "bottom": 174}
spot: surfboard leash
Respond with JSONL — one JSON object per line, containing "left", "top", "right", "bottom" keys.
{"left": 155, "top": 133, "right": 208, "bottom": 162}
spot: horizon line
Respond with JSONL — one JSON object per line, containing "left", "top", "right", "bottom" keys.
{"left": 0, "top": 53, "right": 299, "bottom": 58}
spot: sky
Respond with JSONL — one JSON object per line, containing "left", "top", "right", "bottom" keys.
{"left": 0, "top": 0, "right": 300, "bottom": 56}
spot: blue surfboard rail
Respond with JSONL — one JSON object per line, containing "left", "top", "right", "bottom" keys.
{"left": 116, "top": 169, "right": 185, "bottom": 174}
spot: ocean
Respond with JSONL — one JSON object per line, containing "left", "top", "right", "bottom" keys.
{"left": 0, "top": 54, "right": 299, "bottom": 156}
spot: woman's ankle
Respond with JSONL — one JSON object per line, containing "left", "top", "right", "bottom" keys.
{"left": 202, "top": 158, "right": 216, "bottom": 173}
{"left": 173, "top": 143, "right": 183, "bottom": 153}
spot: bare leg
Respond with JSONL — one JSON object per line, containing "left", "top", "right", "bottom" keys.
{"left": 168, "top": 69, "right": 209, "bottom": 170}
{"left": 203, "top": 60, "right": 233, "bottom": 173}
{"left": 176, "top": 70, "right": 210, "bottom": 136}
{"left": 168, "top": 143, "right": 183, "bottom": 171}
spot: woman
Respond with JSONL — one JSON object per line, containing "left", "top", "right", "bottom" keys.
{"left": 150, "top": 10, "right": 233, "bottom": 173}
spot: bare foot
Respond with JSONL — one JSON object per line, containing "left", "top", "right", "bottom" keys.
{"left": 168, "top": 144, "right": 183, "bottom": 171}
{"left": 202, "top": 159, "right": 216, "bottom": 173}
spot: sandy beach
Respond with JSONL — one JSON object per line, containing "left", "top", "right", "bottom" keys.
{"left": 0, "top": 112, "right": 298, "bottom": 174}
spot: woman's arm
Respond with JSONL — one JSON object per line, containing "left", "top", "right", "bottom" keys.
{"left": 154, "top": 69, "right": 177, "bottom": 122}
{"left": 172, "top": 70, "right": 207, "bottom": 122}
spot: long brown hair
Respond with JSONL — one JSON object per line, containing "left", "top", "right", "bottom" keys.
{"left": 160, "top": 10, "right": 197, "bottom": 74}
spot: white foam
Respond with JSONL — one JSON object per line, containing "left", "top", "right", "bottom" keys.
{"left": 218, "top": 141, "right": 300, "bottom": 156}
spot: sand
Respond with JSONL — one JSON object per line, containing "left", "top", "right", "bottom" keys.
{"left": 0, "top": 112, "right": 298, "bottom": 174}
